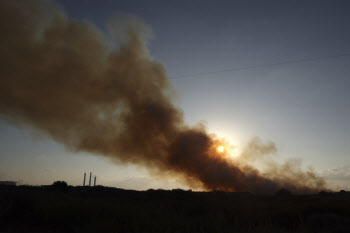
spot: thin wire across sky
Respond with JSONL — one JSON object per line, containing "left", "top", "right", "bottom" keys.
{"left": 170, "top": 53, "right": 350, "bottom": 80}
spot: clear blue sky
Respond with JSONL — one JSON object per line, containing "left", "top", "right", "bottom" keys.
{"left": 1, "top": 0, "right": 350, "bottom": 190}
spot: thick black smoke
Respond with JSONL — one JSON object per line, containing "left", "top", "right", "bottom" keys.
{"left": 0, "top": 0, "right": 326, "bottom": 194}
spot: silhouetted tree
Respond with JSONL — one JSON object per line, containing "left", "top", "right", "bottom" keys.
{"left": 339, "top": 190, "right": 347, "bottom": 196}
{"left": 52, "top": 181, "right": 68, "bottom": 188}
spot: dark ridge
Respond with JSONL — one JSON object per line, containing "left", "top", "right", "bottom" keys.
{"left": 1, "top": 185, "right": 350, "bottom": 233}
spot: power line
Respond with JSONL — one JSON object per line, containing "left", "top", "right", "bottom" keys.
{"left": 170, "top": 53, "right": 350, "bottom": 80}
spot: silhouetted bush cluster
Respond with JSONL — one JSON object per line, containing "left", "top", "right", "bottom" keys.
{"left": 52, "top": 180, "right": 68, "bottom": 188}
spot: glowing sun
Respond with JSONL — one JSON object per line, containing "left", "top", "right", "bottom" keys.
{"left": 217, "top": 146, "right": 224, "bottom": 153}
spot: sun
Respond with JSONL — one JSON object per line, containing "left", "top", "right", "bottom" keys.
{"left": 217, "top": 146, "right": 224, "bottom": 153}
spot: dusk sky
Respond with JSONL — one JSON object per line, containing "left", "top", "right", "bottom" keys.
{"left": 1, "top": 0, "right": 350, "bottom": 191}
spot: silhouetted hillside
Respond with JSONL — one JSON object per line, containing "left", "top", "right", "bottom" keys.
{"left": 1, "top": 185, "right": 350, "bottom": 233}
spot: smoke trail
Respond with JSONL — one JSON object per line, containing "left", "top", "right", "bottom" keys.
{"left": 0, "top": 0, "right": 326, "bottom": 194}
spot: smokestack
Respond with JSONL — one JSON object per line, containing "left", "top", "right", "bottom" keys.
{"left": 89, "top": 172, "right": 92, "bottom": 187}
{"left": 94, "top": 176, "right": 96, "bottom": 187}
{"left": 83, "top": 173, "right": 86, "bottom": 186}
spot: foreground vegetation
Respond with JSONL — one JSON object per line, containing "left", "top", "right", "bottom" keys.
{"left": 0, "top": 185, "right": 349, "bottom": 233}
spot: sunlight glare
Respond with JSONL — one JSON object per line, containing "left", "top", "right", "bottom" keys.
{"left": 217, "top": 146, "right": 224, "bottom": 153}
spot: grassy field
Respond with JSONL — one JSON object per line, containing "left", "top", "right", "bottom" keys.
{"left": 0, "top": 185, "right": 349, "bottom": 233}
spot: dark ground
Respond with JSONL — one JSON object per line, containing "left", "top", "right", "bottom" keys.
{"left": 1, "top": 185, "right": 350, "bottom": 233}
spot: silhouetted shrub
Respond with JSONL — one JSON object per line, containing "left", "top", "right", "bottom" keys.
{"left": 52, "top": 181, "right": 68, "bottom": 188}
{"left": 274, "top": 188, "right": 291, "bottom": 197}
{"left": 172, "top": 188, "right": 185, "bottom": 192}
{"left": 319, "top": 190, "right": 332, "bottom": 196}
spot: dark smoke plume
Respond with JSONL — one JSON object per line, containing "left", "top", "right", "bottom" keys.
{"left": 0, "top": 0, "right": 326, "bottom": 194}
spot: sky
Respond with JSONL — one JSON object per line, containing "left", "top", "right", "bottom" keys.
{"left": 1, "top": 0, "right": 350, "bottom": 190}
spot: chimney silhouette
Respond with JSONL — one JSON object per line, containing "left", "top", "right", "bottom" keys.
{"left": 94, "top": 176, "right": 96, "bottom": 187}
{"left": 89, "top": 172, "right": 92, "bottom": 186}
{"left": 83, "top": 172, "right": 86, "bottom": 186}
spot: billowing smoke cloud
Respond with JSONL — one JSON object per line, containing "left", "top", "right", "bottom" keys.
{"left": 0, "top": 0, "right": 326, "bottom": 194}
